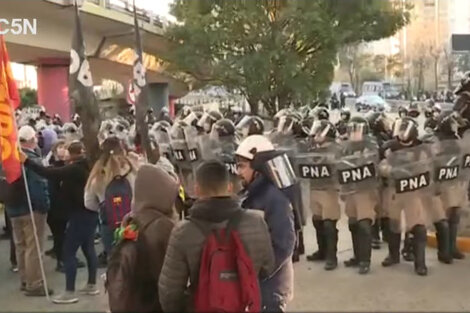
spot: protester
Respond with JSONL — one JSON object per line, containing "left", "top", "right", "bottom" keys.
{"left": 107, "top": 164, "right": 179, "bottom": 313}
{"left": 84, "top": 137, "right": 139, "bottom": 260}
{"left": 159, "top": 160, "right": 274, "bottom": 312}
{"left": 236, "top": 135, "right": 296, "bottom": 312}
{"left": 6, "top": 125, "right": 52, "bottom": 297}
{"left": 22, "top": 141, "right": 98, "bottom": 303}
{"left": 42, "top": 140, "right": 70, "bottom": 272}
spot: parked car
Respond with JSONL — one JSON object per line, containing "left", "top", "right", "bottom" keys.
{"left": 355, "top": 95, "right": 391, "bottom": 112}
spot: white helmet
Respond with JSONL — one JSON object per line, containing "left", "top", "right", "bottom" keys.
{"left": 235, "top": 135, "right": 274, "bottom": 160}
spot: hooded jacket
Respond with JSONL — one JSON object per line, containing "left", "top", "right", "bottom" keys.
{"left": 158, "top": 196, "right": 275, "bottom": 313}
{"left": 107, "top": 164, "right": 179, "bottom": 313}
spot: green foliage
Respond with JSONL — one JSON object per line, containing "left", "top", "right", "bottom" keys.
{"left": 19, "top": 87, "right": 37, "bottom": 108}
{"left": 165, "top": 0, "right": 410, "bottom": 115}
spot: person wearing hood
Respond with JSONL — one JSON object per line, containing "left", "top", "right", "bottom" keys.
{"left": 107, "top": 164, "right": 179, "bottom": 313}
{"left": 235, "top": 135, "right": 296, "bottom": 312}
{"left": 159, "top": 160, "right": 274, "bottom": 313}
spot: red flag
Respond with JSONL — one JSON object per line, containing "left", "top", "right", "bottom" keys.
{"left": 0, "top": 34, "right": 21, "bottom": 183}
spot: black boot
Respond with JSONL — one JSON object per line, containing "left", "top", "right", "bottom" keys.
{"left": 412, "top": 225, "right": 428, "bottom": 276}
{"left": 357, "top": 219, "right": 372, "bottom": 275}
{"left": 402, "top": 231, "right": 414, "bottom": 262}
{"left": 344, "top": 222, "right": 359, "bottom": 267}
{"left": 381, "top": 217, "right": 390, "bottom": 243}
{"left": 382, "top": 232, "right": 401, "bottom": 267}
{"left": 307, "top": 219, "right": 326, "bottom": 262}
{"left": 371, "top": 218, "right": 381, "bottom": 249}
{"left": 449, "top": 208, "right": 466, "bottom": 260}
{"left": 323, "top": 220, "right": 338, "bottom": 271}
{"left": 434, "top": 220, "right": 452, "bottom": 264}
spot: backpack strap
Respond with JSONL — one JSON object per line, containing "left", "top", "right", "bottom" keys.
{"left": 189, "top": 210, "right": 244, "bottom": 243}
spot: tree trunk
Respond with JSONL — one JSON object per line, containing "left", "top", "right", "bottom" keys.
{"left": 448, "top": 65, "right": 453, "bottom": 90}
{"left": 247, "top": 97, "right": 259, "bottom": 115}
{"left": 434, "top": 59, "right": 439, "bottom": 91}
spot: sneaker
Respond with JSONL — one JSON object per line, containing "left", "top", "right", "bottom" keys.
{"left": 52, "top": 291, "right": 79, "bottom": 304}
{"left": 25, "top": 286, "right": 54, "bottom": 297}
{"left": 79, "top": 284, "right": 100, "bottom": 296}
{"left": 10, "top": 265, "right": 19, "bottom": 273}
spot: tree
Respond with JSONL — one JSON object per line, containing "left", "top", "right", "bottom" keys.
{"left": 442, "top": 46, "right": 457, "bottom": 90}
{"left": 19, "top": 87, "right": 37, "bottom": 108}
{"left": 429, "top": 44, "right": 441, "bottom": 91}
{"left": 164, "top": 0, "right": 410, "bottom": 115}
{"left": 386, "top": 53, "right": 403, "bottom": 79}
{"left": 411, "top": 43, "right": 428, "bottom": 92}
{"left": 338, "top": 45, "right": 370, "bottom": 94}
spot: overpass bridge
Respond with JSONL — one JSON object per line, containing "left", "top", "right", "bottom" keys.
{"left": 0, "top": 0, "right": 187, "bottom": 120}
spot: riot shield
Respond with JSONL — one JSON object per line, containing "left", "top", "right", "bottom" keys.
{"left": 460, "top": 130, "right": 470, "bottom": 180}
{"left": 212, "top": 137, "right": 242, "bottom": 193}
{"left": 432, "top": 139, "right": 462, "bottom": 190}
{"left": 386, "top": 144, "right": 433, "bottom": 232}
{"left": 336, "top": 139, "right": 379, "bottom": 194}
{"left": 293, "top": 144, "right": 339, "bottom": 191}
{"left": 197, "top": 133, "right": 216, "bottom": 161}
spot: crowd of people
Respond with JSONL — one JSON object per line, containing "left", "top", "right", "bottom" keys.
{"left": 1, "top": 73, "right": 470, "bottom": 312}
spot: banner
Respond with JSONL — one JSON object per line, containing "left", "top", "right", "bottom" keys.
{"left": 0, "top": 34, "right": 20, "bottom": 183}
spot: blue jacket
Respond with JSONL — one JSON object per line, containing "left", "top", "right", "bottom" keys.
{"left": 6, "top": 148, "right": 50, "bottom": 218}
{"left": 241, "top": 175, "right": 295, "bottom": 303}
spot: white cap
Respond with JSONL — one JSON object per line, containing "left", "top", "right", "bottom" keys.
{"left": 235, "top": 135, "right": 274, "bottom": 160}
{"left": 18, "top": 125, "right": 36, "bottom": 142}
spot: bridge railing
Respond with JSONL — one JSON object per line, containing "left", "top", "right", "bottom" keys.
{"left": 100, "top": 0, "right": 166, "bottom": 28}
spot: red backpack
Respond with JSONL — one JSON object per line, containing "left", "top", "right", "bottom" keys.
{"left": 191, "top": 211, "right": 261, "bottom": 313}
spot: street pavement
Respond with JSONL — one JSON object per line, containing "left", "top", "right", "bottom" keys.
{"left": 1, "top": 212, "right": 470, "bottom": 312}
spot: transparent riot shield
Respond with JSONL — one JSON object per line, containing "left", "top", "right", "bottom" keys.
{"left": 432, "top": 139, "right": 462, "bottom": 190}
{"left": 336, "top": 139, "right": 379, "bottom": 194}
{"left": 213, "top": 137, "right": 242, "bottom": 193}
{"left": 460, "top": 130, "right": 470, "bottom": 181}
{"left": 293, "top": 145, "right": 339, "bottom": 191}
{"left": 386, "top": 144, "right": 433, "bottom": 232}
{"left": 197, "top": 133, "right": 217, "bottom": 161}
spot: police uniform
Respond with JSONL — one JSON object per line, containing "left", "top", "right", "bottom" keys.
{"left": 381, "top": 131, "right": 430, "bottom": 276}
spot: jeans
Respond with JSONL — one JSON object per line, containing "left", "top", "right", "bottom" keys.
{"left": 48, "top": 215, "right": 67, "bottom": 264}
{"left": 11, "top": 212, "right": 47, "bottom": 290}
{"left": 63, "top": 209, "right": 98, "bottom": 291}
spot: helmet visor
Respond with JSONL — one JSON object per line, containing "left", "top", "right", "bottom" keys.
{"left": 264, "top": 153, "right": 297, "bottom": 189}
{"left": 393, "top": 119, "right": 416, "bottom": 142}
{"left": 347, "top": 122, "right": 366, "bottom": 141}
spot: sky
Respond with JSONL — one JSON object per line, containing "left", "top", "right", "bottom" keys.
{"left": 130, "top": 0, "right": 175, "bottom": 20}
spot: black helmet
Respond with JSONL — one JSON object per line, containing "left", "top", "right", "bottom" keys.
{"left": 407, "top": 102, "right": 420, "bottom": 118}
{"left": 235, "top": 115, "right": 265, "bottom": 138}
{"left": 340, "top": 109, "right": 351, "bottom": 122}
{"left": 309, "top": 119, "right": 336, "bottom": 143}
{"left": 393, "top": 117, "right": 418, "bottom": 143}
{"left": 347, "top": 116, "right": 370, "bottom": 141}
{"left": 365, "top": 111, "right": 389, "bottom": 134}
{"left": 436, "top": 111, "right": 467, "bottom": 137}
{"left": 311, "top": 107, "right": 330, "bottom": 120}
{"left": 212, "top": 118, "right": 236, "bottom": 138}
{"left": 424, "top": 106, "right": 433, "bottom": 119}
{"left": 198, "top": 110, "right": 223, "bottom": 133}
{"left": 276, "top": 112, "right": 302, "bottom": 135}
{"left": 273, "top": 109, "right": 291, "bottom": 129}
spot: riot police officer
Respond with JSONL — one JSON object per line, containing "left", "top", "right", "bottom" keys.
{"left": 335, "top": 108, "right": 351, "bottom": 138}
{"left": 365, "top": 111, "right": 393, "bottom": 250}
{"left": 432, "top": 112, "right": 467, "bottom": 261}
{"left": 197, "top": 110, "right": 223, "bottom": 134}
{"left": 339, "top": 117, "right": 379, "bottom": 274}
{"left": 302, "top": 120, "right": 341, "bottom": 270}
{"left": 235, "top": 115, "right": 265, "bottom": 141}
{"left": 380, "top": 117, "right": 430, "bottom": 276}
